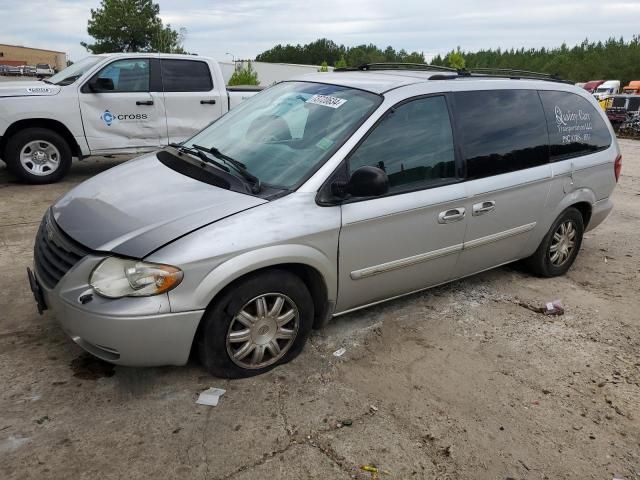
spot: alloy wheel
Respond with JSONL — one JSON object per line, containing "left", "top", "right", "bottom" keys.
{"left": 549, "top": 220, "right": 577, "bottom": 266}
{"left": 226, "top": 293, "right": 299, "bottom": 369}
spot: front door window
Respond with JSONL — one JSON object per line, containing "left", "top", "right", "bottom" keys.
{"left": 348, "top": 95, "right": 457, "bottom": 193}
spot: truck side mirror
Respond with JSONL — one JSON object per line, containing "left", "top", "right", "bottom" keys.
{"left": 331, "top": 166, "right": 389, "bottom": 199}
{"left": 90, "top": 77, "right": 115, "bottom": 92}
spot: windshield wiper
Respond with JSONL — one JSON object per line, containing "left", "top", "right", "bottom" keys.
{"left": 168, "top": 142, "right": 230, "bottom": 173}
{"left": 41, "top": 79, "right": 53, "bottom": 84}
{"left": 192, "top": 144, "right": 261, "bottom": 193}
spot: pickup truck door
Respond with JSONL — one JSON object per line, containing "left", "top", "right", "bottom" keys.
{"left": 78, "top": 58, "right": 167, "bottom": 152}
{"left": 160, "top": 59, "right": 224, "bottom": 144}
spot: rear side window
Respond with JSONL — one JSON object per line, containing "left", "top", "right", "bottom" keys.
{"left": 454, "top": 90, "right": 549, "bottom": 179}
{"left": 348, "top": 95, "right": 457, "bottom": 194}
{"left": 161, "top": 60, "right": 213, "bottom": 92}
{"left": 539, "top": 91, "right": 611, "bottom": 161}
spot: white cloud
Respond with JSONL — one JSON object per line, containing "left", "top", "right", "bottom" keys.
{"left": 0, "top": 0, "right": 638, "bottom": 63}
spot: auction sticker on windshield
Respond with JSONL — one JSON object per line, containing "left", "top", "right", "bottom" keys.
{"left": 306, "top": 94, "right": 347, "bottom": 108}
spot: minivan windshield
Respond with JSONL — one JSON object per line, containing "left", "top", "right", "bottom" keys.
{"left": 184, "top": 81, "right": 381, "bottom": 189}
{"left": 47, "top": 56, "right": 102, "bottom": 86}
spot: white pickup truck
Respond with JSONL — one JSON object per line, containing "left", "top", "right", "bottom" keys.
{"left": 35, "top": 64, "right": 55, "bottom": 77}
{"left": 0, "top": 53, "right": 260, "bottom": 183}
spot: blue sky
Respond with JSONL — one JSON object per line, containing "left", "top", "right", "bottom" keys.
{"left": 2, "top": 0, "right": 639, "bottom": 63}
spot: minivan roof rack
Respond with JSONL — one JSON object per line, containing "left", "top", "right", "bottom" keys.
{"left": 335, "top": 63, "right": 457, "bottom": 73}
{"left": 462, "top": 67, "right": 570, "bottom": 83}
{"left": 334, "top": 63, "right": 572, "bottom": 84}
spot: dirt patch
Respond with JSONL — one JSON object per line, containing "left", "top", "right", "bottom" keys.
{"left": 0, "top": 141, "right": 639, "bottom": 479}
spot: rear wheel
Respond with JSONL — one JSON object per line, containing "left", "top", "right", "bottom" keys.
{"left": 525, "top": 207, "right": 584, "bottom": 277}
{"left": 4, "top": 128, "right": 72, "bottom": 184}
{"left": 198, "top": 270, "right": 314, "bottom": 378}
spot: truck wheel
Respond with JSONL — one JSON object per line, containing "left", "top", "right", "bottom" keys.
{"left": 4, "top": 128, "right": 72, "bottom": 184}
{"left": 525, "top": 207, "right": 584, "bottom": 277}
{"left": 198, "top": 270, "right": 314, "bottom": 378}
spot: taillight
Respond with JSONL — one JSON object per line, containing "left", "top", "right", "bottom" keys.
{"left": 614, "top": 154, "right": 622, "bottom": 182}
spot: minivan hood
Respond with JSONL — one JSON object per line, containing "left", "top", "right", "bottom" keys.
{"left": 0, "top": 81, "right": 61, "bottom": 97}
{"left": 52, "top": 153, "right": 267, "bottom": 257}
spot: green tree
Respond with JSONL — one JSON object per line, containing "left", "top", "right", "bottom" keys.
{"left": 256, "top": 36, "right": 640, "bottom": 84}
{"left": 446, "top": 49, "right": 466, "bottom": 69}
{"left": 335, "top": 55, "right": 348, "bottom": 69}
{"left": 432, "top": 36, "right": 640, "bottom": 85}
{"left": 430, "top": 54, "right": 444, "bottom": 66}
{"left": 383, "top": 46, "right": 396, "bottom": 61}
{"left": 404, "top": 51, "right": 426, "bottom": 63}
{"left": 256, "top": 39, "right": 424, "bottom": 67}
{"left": 81, "top": 0, "right": 185, "bottom": 53}
{"left": 318, "top": 61, "right": 329, "bottom": 72}
{"left": 228, "top": 61, "right": 260, "bottom": 86}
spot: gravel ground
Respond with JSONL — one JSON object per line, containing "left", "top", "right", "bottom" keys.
{"left": 0, "top": 141, "right": 638, "bottom": 480}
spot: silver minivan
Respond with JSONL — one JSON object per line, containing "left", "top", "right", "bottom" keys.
{"left": 28, "top": 66, "right": 621, "bottom": 378}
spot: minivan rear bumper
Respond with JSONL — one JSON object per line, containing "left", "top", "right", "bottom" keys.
{"left": 587, "top": 197, "right": 614, "bottom": 231}
{"left": 39, "top": 279, "right": 203, "bottom": 367}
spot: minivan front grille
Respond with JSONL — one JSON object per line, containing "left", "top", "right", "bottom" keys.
{"left": 34, "top": 210, "right": 90, "bottom": 289}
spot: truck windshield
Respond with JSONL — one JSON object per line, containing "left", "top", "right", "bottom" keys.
{"left": 48, "top": 56, "right": 102, "bottom": 86}
{"left": 184, "top": 81, "right": 381, "bottom": 189}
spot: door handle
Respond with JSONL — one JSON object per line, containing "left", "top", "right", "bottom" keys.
{"left": 200, "top": 99, "right": 216, "bottom": 105}
{"left": 136, "top": 100, "right": 154, "bottom": 106}
{"left": 472, "top": 200, "right": 496, "bottom": 216}
{"left": 438, "top": 207, "right": 466, "bottom": 224}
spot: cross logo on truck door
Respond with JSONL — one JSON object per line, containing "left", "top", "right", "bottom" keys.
{"left": 100, "top": 110, "right": 115, "bottom": 127}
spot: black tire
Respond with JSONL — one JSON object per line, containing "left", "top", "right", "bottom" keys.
{"left": 4, "top": 128, "right": 72, "bottom": 184}
{"left": 525, "top": 207, "right": 584, "bottom": 277}
{"left": 198, "top": 270, "right": 314, "bottom": 378}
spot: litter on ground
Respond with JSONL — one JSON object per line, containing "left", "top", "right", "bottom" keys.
{"left": 196, "top": 388, "right": 226, "bottom": 406}
{"left": 543, "top": 300, "right": 564, "bottom": 316}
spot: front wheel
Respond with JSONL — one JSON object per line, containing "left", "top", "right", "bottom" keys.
{"left": 4, "top": 128, "right": 72, "bottom": 184}
{"left": 198, "top": 270, "right": 314, "bottom": 378}
{"left": 525, "top": 207, "right": 584, "bottom": 277}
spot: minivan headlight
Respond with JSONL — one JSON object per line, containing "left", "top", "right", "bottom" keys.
{"left": 90, "top": 257, "right": 183, "bottom": 298}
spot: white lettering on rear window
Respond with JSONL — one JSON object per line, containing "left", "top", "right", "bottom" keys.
{"left": 554, "top": 105, "right": 593, "bottom": 143}
{"left": 306, "top": 94, "right": 347, "bottom": 109}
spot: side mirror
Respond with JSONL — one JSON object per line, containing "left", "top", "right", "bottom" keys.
{"left": 332, "top": 166, "right": 389, "bottom": 198}
{"left": 90, "top": 77, "right": 114, "bottom": 92}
